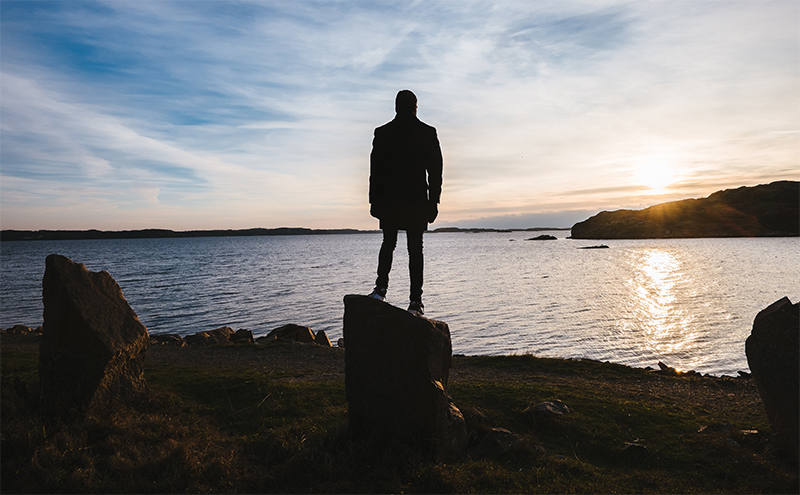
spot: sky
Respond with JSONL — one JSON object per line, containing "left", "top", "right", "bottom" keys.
{"left": 1, "top": 0, "right": 798, "bottom": 231}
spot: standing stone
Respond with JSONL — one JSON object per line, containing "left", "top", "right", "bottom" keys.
{"left": 745, "top": 296, "right": 799, "bottom": 463}
{"left": 343, "top": 294, "right": 467, "bottom": 460}
{"left": 39, "top": 255, "right": 149, "bottom": 415}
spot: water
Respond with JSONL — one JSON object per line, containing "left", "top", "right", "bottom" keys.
{"left": 1, "top": 232, "right": 797, "bottom": 376}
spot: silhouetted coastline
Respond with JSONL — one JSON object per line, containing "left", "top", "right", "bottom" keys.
{"left": 0, "top": 227, "right": 570, "bottom": 242}
{"left": 0, "top": 227, "right": 372, "bottom": 242}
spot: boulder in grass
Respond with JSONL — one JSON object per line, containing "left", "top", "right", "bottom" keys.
{"left": 39, "top": 254, "right": 149, "bottom": 416}
{"left": 474, "top": 427, "right": 520, "bottom": 458}
{"left": 745, "top": 297, "right": 799, "bottom": 463}
{"left": 527, "top": 400, "right": 571, "bottom": 418}
{"left": 343, "top": 294, "right": 467, "bottom": 461}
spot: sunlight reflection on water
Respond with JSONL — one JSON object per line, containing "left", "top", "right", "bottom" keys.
{"left": 623, "top": 249, "right": 699, "bottom": 368}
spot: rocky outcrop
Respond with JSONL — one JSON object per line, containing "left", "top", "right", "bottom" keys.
{"left": 526, "top": 235, "right": 557, "bottom": 241}
{"left": 39, "top": 255, "right": 149, "bottom": 416}
{"left": 343, "top": 295, "right": 467, "bottom": 461}
{"left": 745, "top": 297, "right": 799, "bottom": 463}
{"left": 571, "top": 181, "right": 799, "bottom": 239}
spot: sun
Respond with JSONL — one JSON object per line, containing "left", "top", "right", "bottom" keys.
{"left": 636, "top": 159, "right": 676, "bottom": 193}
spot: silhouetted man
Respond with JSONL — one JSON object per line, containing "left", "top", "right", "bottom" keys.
{"left": 368, "top": 90, "right": 443, "bottom": 316}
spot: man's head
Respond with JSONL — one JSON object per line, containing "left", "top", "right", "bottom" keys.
{"left": 395, "top": 90, "right": 417, "bottom": 115}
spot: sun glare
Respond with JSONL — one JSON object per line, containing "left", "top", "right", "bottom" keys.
{"left": 636, "top": 159, "right": 676, "bottom": 193}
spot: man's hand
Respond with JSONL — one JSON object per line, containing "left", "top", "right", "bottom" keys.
{"left": 370, "top": 203, "right": 381, "bottom": 219}
{"left": 427, "top": 202, "right": 439, "bottom": 223}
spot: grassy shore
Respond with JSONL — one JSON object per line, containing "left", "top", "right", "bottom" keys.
{"left": 2, "top": 334, "right": 797, "bottom": 493}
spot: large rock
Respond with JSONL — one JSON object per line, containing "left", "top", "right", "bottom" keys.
{"left": 39, "top": 255, "right": 149, "bottom": 415}
{"left": 745, "top": 297, "right": 799, "bottom": 462}
{"left": 343, "top": 295, "right": 467, "bottom": 460}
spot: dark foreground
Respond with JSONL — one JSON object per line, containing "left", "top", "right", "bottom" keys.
{"left": 2, "top": 334, "right": 797, "bottom": 493}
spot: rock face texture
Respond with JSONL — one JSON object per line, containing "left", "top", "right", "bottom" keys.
{"left": 39, "top": 254, "right": 149, "bottom": 415}
{"left": 571, "top": 181, "right": 799, "bottom": 239}
{"left": 343, "top": 295, "right": 467, "bottom": 460}
{"left": 745, "top": 297, "right": 799, "bottom": 463}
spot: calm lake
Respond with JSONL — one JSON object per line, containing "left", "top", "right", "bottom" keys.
{"left": 1, "top": 232, "right": 797, "bottom": 376}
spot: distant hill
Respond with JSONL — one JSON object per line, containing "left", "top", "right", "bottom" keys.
{"left": 0, "top": 227, "right": 372, "bottom": 242}
{"left": 570, "top": 180, "right": 799, "bottom": 239}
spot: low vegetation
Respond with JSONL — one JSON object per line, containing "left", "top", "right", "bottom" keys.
{"left": 2, "top": 335, "right": 797, "bottom": 493}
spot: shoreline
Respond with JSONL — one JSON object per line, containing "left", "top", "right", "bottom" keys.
{"left": 2, "top": 326, "right": 749, "bottom": 379}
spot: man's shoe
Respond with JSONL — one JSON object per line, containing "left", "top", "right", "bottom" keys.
{"left": 368, "top": 287, "right": 387, "bottom": 302}
{"left": 407, "top": 300, "right": 424, "bottom": 316}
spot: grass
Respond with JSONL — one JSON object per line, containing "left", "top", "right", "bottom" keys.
{"left": 2, "top": 335, "right": 797, "bottom": 493}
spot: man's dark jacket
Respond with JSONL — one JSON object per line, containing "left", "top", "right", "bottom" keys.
{"left": 369, "top": 112, "right": 443, "bottom": 231}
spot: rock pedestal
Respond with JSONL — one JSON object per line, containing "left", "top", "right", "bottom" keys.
{"left": 39, "top": 255, "right": 149, "bottom": 416}
{"left": 745, "top": 297, "right": 799, "bottom": 463}
{"left": 343, "top": 295, "right": 466, "bottom": 460}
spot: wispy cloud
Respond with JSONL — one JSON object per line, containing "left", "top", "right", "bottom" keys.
{"left": 1, "top": 0, "right": 797, "bottom": 229}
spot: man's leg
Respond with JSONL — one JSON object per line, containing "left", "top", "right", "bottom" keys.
{"left": 375, "top": 227, "right": 398, "bottom": 291}
{"left": 407, "top": 229, "right": 424, "bottom": 303}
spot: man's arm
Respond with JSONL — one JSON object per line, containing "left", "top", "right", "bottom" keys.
{"left": 426, "top": 128, "right": 443, "bottom": 222}
{"left": 369, "top": 129, "right": 383, "bottom": 218}
{"left": 427, "top": 128, "right": 443, "bottom": 203}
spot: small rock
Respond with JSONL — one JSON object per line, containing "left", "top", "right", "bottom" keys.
{"left": 255, "top": 335, "right": 277, "bottom": 345}
{"left": 314, "top": 330, "right": 332, "bottom": 347}
{"left": 266, "top": 324, "right": 315, "bottom": 343}
{"left": 474, "top": 427, "right": 519, "bottom": 457}
{"left": 722, "top": 438, "right": 741, "bottom": 449}
{"left": 336, "top": 337, "right": 345, "bottom": 348}
{"left": 185, "top": 326, "right": 234, "bottom": 346}
{"left": 4, "top": 324, "right": 34, "bottom": 334}
{"left": 655, "top": 361, "right": 678, "bottom": 375}
{"left": 151, "top": 334, "right": 185, "bottom": 346}
{"left": 526, "top": 235, "right": 557, "bottom": 241}
{"left": 231, "top": 328, "right": 254, "bottom": 344}
{"left": 527, "top": 399, "right": 571, "bottom": 417}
